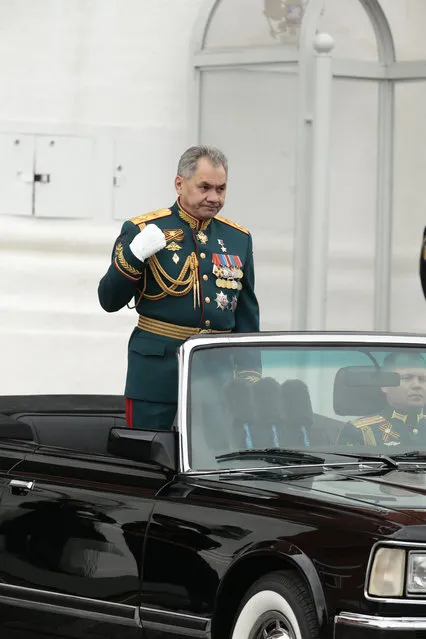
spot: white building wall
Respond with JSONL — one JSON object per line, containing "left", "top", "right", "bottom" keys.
{"left": 0, "top": 0, "right": 204, "bottom": 395}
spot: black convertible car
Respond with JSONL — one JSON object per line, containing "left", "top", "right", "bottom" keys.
{"left": 1, "top": 332, "right": 426, "bottom": 639}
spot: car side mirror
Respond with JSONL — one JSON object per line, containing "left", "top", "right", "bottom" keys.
{"left": 108, "top": 428, "right": 177, "bottom": 470}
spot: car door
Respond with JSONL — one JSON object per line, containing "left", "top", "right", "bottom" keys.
{"left": 0, "top": 444, "right": 169, "bottom": 639}
{"left": 0, "top": 438, "right": 34, "bottom": 489}
{"left": 0, "top": 412, "right": 36, "bottom": 491}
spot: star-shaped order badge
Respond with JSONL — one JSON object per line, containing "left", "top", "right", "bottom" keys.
{"left": 218, "top": 239, "right": 227, "bottom": 253}
{"left": 230, "top": 295, "right": 238, "bottom": 312}
{"left": 215, "top": 291, "right": 229, "bottom": 311}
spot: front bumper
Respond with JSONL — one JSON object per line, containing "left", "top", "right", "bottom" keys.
{"left": 334, "top": 612, "right": 426, "bottom": 638}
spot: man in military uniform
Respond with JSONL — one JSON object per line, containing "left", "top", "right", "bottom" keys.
{"left": 98, "top": 145, "right": 260, "bottom": 430}
{"left": 337, "top": 352, "right": 426, "bottom": 448}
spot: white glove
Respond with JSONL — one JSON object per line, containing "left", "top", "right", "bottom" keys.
{"left": 129, "top": 224, "right": 166, "bottom": 262}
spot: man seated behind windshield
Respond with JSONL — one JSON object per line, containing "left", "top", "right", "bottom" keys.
{"left": 337, "top": 352, "right": 426, "bottom": 448}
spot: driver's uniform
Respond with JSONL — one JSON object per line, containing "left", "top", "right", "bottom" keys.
{"left": 337, "top": 406, "right": 426, "bottom": 448}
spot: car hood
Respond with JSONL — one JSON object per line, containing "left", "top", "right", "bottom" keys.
{"left": 214, "top": 466, "right": 426, "bottom": 525}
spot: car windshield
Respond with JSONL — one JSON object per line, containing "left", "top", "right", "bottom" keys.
{"left": 187, "top": 342, "right": 426, "bottom": 471}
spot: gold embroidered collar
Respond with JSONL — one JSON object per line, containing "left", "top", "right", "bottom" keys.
{"left": 178, "top": 200, "right": 212, "bottom": 231}
{"left": 392, "top": 409, "right": 424, "bottom": 423}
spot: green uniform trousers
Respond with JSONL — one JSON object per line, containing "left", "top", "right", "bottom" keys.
{"left": 125, "top": 397, "right": 177, "bottom": 430}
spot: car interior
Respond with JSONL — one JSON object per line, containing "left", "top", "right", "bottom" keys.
{"left": 191, "top": 364, "right": 400, "bottom": 467}
{"left": 220, "top": 376, "right": 345, "bottom": 450}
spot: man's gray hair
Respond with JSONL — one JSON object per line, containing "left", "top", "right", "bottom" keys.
{"left": 177, "top": 145, "right": 228, "bottom": 179}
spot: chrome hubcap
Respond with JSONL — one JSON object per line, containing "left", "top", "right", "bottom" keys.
{"left": 252, "top": 612, "right": 294, "bottom": 639}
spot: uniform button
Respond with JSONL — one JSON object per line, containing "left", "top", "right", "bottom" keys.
{"left": 205, "top": 320, "right": 211, "bottom": 327}
{"left": 200, "top": 252, "right": 206, "bottom": 259}
{"left": 205, "top": 297, "right": 211, "bottom": 303}
{"left": 203, "top": 274, "right": 208, "bottom": 281}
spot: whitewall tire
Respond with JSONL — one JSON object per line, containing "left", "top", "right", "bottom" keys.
{"left": 230, "top": 571, "right": 320, "bottom": 639}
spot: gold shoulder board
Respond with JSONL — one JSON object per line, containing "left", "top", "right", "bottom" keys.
{"left": 130, "top": 208, "right": 172, "bottom": 230}
{"left": 215, "top": 215, "right": 249, "bottom": 235}
{"left": 351, "top": 415, "right": 387, "bottom": 431}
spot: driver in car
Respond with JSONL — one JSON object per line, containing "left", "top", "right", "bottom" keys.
{"left": 337, "top": 352, "right": 426, "bottom": 448}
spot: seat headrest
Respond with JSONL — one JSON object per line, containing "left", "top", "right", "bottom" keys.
{"left": 252, "top": 377, "right": 282, "bottom": 423}
{"left": 281, "top": 379, "right": 313, "bottom": 428}
{"left": 225, "top": 379, "right": 255, "bottom": 423}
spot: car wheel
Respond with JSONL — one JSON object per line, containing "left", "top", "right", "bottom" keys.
{"left": 230, "top": 570, "right": 320, "bottom": 639}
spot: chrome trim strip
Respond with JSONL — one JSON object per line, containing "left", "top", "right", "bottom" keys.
{"left": 143, "top": 620, "right": 209, "bottom": 638}
{"left": 140, "top": 606, "right": 210, "bottom": 638}
{"left": 335, "top": 612, "right": 426, "bottom": 630}
{"left": 177, "top": 332, "right": 426, "bottom": 473}
{"left": 0, "top": 595, "right": 138, "bottom": 627}
{"left": 140, "top": 605, "right": 209, "bottom": 622}
{"left": 182, "top": 332, "right": 426, "bottom": 349}
{"left": 365, "top": 540, "right": 426, "bottom": 603}
{"left": 0, "top": 584, "right": 210, "bottom": 634}
{"left": 177, "top": 346, "right": 187, "bottom": 474}
{"left": 0, "top": 583, "right": 138, "bottom": 622}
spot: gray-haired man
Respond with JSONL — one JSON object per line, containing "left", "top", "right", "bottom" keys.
{"left": 98, "top": 145, "right": 261, "bottom": 430}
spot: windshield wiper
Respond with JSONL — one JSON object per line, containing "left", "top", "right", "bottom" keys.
{"left": 215, "top": 449, "right": 406, "bottom": 470}
{"left": 388, "top": 451, "right": 426, "bottom": 462}
{"left": 216, "top": 448, "right": 325, "bottom": 465}
{"left": 313, "top": 450, "right": 399, "bottom": 469}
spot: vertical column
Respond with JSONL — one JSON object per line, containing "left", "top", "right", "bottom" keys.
{"left": 305, "top": 32, "right": 334, "bottom": 330}
{"left": 374, "top": 79, "right": 394, "bottom": 331}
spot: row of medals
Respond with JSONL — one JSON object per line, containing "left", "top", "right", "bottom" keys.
{"left": 212, "top": 264, "right": 243, "bottom": 290}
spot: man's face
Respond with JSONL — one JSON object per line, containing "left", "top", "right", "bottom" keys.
{"left": 175, "top": 158, "right": 227, "bottom": 220}
{"left": 382, "top": 367, "right": 426, "bottom": 411}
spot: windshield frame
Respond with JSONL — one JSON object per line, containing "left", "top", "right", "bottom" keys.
{"left": 176, "top": 331, "right": 426, "bottom": 474}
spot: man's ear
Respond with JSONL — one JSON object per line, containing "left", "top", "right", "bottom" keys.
{"left": 175, "top": 175, "right": 184, "bottom": 194}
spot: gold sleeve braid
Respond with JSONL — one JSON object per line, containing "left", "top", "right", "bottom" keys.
{"left": 143, "top": 252, "right": 200, "bottom": 309}
{"left": 115, "top": 242, "right": 143, "bottom": 277}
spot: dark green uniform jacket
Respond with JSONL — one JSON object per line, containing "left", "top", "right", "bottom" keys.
{"left": 337, "top": 405, "right": 426, "bottom": 448}
{"left": 98, "top": 200, "right": 260, "bottom": 403}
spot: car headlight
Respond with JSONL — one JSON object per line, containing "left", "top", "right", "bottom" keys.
{"left": 368, "top": 547, "right": 406, "bottom": 596}
{"left": 407, "top": 552, "right": 426, "bottom": 594}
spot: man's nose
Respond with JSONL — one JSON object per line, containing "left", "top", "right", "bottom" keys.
{"left": 207, "top": 190, "right": 220, "bottom": 202}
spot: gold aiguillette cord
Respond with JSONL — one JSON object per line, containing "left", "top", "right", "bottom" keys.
{"left": 144, "top": 252, "right": 200, "bottom": 308}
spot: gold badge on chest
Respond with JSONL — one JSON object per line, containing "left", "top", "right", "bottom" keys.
{"left": 196, "top": 230, "right": 208, "bottom": 244}
{"left": 166, "top": 241, "right": 182, "bottom": 252}
{"left": 164, "top": 230, "right": 184, "bottom": 259}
